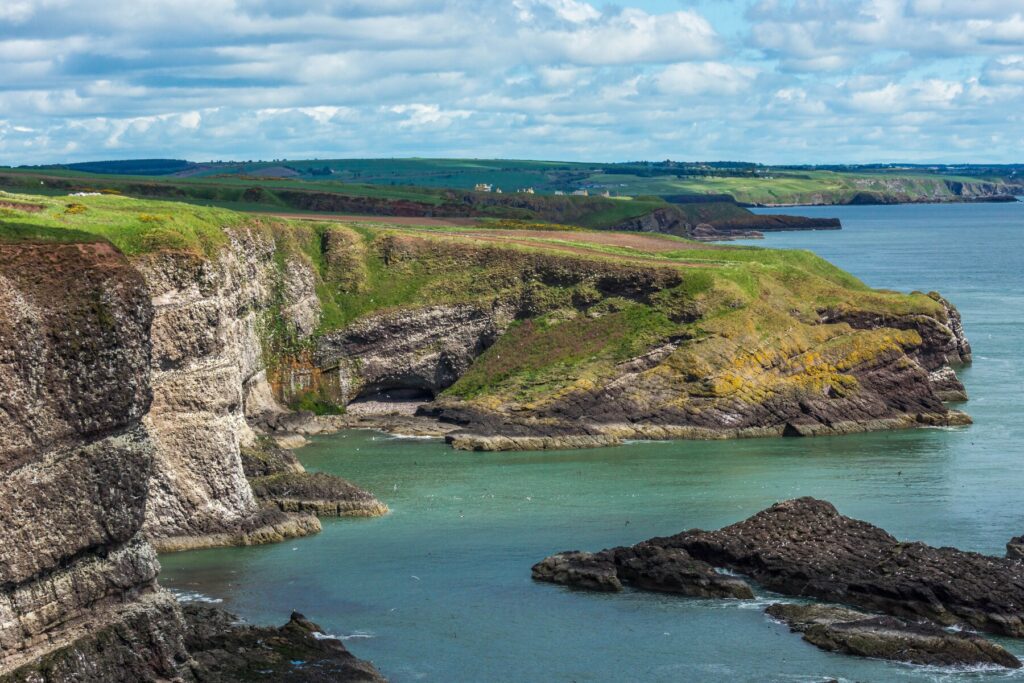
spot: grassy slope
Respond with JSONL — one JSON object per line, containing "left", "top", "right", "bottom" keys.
{"left": 0, "top": 169, "right": 757, "bottom": 232}
{"left": 583, "top": 170, "right": 988, "bottom": 205}
{"left": 0, "top": 191, "right": 945, "bottom": 413}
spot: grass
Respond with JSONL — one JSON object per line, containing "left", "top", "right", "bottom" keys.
{"left": 0, "top": 191, "right": 242, "bottom": 256}
{"left": 581, "top": 169, "right": 993, "bottom": 205}
{"left": 0, "top": 190, "right": 949, "bottom": 415}
{"left": 0, "top": 167, "right": 768, "bottom": 234}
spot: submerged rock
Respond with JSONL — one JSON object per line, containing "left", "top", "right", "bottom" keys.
{"left": 183, "top": 605, "right": 386, "bottom": 682}
{"left": 659, "top": 498, "right": 1024, "bottom": 636}
{"left": 766, "top": 603, "right": 1021, "bottom": 669}
{"left": 250, "top": 472, "right": 389, "bottom": 517}
{"left": 532, "top": 545, "right": 753, "bottom": 599}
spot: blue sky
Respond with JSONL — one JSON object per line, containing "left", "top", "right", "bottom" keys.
{"left": 1, "top": 0, "right": 1022, "bottom": 164}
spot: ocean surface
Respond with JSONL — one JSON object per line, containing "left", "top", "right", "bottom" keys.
{"left": 161, "top": 201, "right": 1024, "bottom": 682}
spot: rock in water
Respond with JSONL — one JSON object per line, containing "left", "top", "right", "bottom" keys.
{"left": 532, "top": 551, "right": 624, "bottom": 592}
{"left": 183, "top": 605, "right": 386, "bottom": 682}
{"left": 532, "top": 545, "right": 753, "bottom": 599}
{"left": 1007, "top": 535, "right": 1024, "bottom": 562}
{"left": 766, "top": 603, "right": 1021, "bottom": 669}
{"left": 660, "top": 497, "right": 1024, "bottom": 636}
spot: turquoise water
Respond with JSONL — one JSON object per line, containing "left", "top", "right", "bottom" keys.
{"left": 161, "top": 202, "right": 1024, "bottom": 682}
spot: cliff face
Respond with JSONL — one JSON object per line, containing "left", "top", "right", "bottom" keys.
{"left": 311, "top": 302, "right": 513, "bottom": 404}
{"left": 131, "top": 224, "right": 324, "bottom": 549}
{"left": 256, "top": 229, "right": 971, "bottom": 452}
{"left": 609, "top": 205, "right": 841, "bottom": 240}
{"left": 0, "top": 240, "right": 191, "bottom": 679}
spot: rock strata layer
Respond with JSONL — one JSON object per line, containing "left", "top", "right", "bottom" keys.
{"left": 0, "top": 237, "right": 384, "bottom": 680}
{"left": 241, "top": 438, "right": 389, "bottom": 518}
{"left": 135, "top": 224, "right": 324, "bottom": 549}
{"left": 766, "top": 603, "right": 1021, "bottom": 669}
{"left": 0, "top": 240, "right": 191, "bottom": 679}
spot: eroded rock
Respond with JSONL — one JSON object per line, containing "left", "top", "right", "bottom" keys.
{"left": 182, "top": 604, "right": 386, "bottom": 682}
{"left": 661, "top": 498, "right": 1024, "bottom": 636}
{"left": 533, "top": 545, "right": 753, "bottom": 599}
{"left": 767, "top": 603, "right": 1021, "bottom": 669}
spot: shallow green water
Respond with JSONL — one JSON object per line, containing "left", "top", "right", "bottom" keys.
{"left": 161, "top": 202, "right": 1024, "bottom": 682}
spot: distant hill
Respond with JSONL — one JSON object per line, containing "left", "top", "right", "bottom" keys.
{"left": 28, "top": 159, "right": 196, "bottom": 176}
{"left": 8, "top": 156, "right": 1021, "bottom": 205}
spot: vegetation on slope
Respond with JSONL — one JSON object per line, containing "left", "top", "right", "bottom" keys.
{"left": 0, "top": 191, "right": 950, "bottom": 425}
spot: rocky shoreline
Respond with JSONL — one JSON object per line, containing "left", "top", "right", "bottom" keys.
{"left": 534, "top": 497, "right": 1024, "bottom": 670}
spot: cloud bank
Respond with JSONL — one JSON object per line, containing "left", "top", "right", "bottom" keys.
{"left": 0, "top": 0, "right": 1021, "bottom": 163}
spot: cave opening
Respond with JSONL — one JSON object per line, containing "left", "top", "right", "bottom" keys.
{"left": 350, "top": 385, "right": 437, "bottom": 405}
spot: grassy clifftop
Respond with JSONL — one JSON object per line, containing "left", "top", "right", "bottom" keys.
{"left": 1, "top": 191, "right": 964, "bottom": 443}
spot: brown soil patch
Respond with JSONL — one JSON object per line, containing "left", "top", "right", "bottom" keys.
{"left": 410, "top": 230, "right": 714, "bottom": 268}
{"left": 256, "top": 211, "right": 479, "bottom": 227}
{"left": 0, "top": 200, "right": 44, "bottom": 213}
{"left": 464, "top": 229, "right": 725, "bottom": 251}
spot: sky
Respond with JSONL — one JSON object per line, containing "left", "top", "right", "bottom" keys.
{"left": 1, "top": 0, "right": 1023, "bottom": 165}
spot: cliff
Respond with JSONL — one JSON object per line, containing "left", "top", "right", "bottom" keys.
{"left": 2, "top": 192, "right": 972, "bottom": 460}
{"left": 0, "top": 195, "right": 386, "bottom": 555}
{"left": 133, "top": 223, "right": 323, "bottom": 549}
{"left": 0, "top": 216, "right": 384, "bottom": 679}
{"left": 261, "top": 219, "right": 971, "bottom": 451}
{"left": 0, "top": 235, "right": 189, "bottom": 678}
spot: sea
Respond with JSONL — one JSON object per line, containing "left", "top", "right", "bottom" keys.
{"left": 161, "top": 201, "right": 1024, "bottom": 682}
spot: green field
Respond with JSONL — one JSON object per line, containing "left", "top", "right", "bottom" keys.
{"left": 5, "top": 157, "right": 1020, "bottom": 211}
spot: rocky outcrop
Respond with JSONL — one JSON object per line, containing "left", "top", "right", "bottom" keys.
{"left": 241, "top": 438, "right": 389, "bottom": 518}
{"left": 609, "top": 204, "right": 841, "bottom": 241}
{"left": 0, "top": 240, "right": 191, "bottom": 679}
{"left": 661, "top": 498, "right": 1024, "bottom": 637}
{"left": 766, "top": 603, "right": 1020, "bottom": 669}
{"left": 818, "top": 292, "right": 972, "bottom": 401}
{"left": 182, "top": 606, "right": 386, "bottom": 682}
{"left": 536, "top": 498, "right": 1024, "bottom": 669}
{"left": 1008, "top": 535, "right": 1024, "bottom": 562}
{"left": 432, "top": 296, "right": 973, "bottom": 450}
{"left": 258, "top": 228, "right": 974, "bottom": 452}
{"left": 311, "top": 303, "right": 512, "bottom": 404}
{"left": 131, "top": 223, "right": 326, "bottom": 550}
{"left": 532, "top": 546, "right": 753, "bottom": 599}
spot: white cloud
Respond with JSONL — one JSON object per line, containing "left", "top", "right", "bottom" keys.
{"left": 983, "top": 55, "right": 1024, "bottom": 84}
{"left": 656, "top": 62, "right": 758, "bottom": 96}
{"left": 536, "top": 9, "right": 720, "bottom": 65}
{"left": 388, "top": 103, "right": 472, "bottom": 129}
{"left": 0, "top": 0, "right": 1022, "bottom": 163}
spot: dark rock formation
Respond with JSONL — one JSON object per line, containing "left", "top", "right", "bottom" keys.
{"left": 240, "top": 438, "right": 389, "bottom": 519}
{"left": 314, "top": 303, "right": 508, "bottom": 404}
{"left": 704, "top": 214, "right": 841, "bottom": 235}
{"left": 239, "top": 438, "right": 305, "bottom": 478}
{"left": 1008, "top": 535, "right": 1024, "bottom": 562}
{"left": 532, "top": 545, "right": 753, "bottom": 599}
{"left": 251, "top": 472, "right": 389, "bottom": 517}
{"left": 182, "top": 605, "right": 386, "bottom": 682}
{"left": 659, "top": 498, "right": 1024, "bottom": 636}
{"left": 766, "top": 603, "right": 1021, "bottom": 669}
{"left": 818, "top": 292, "right": 972, "bottom": 401}
{"left": 0, "top": 240, "right": 191, "bottom": 679}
